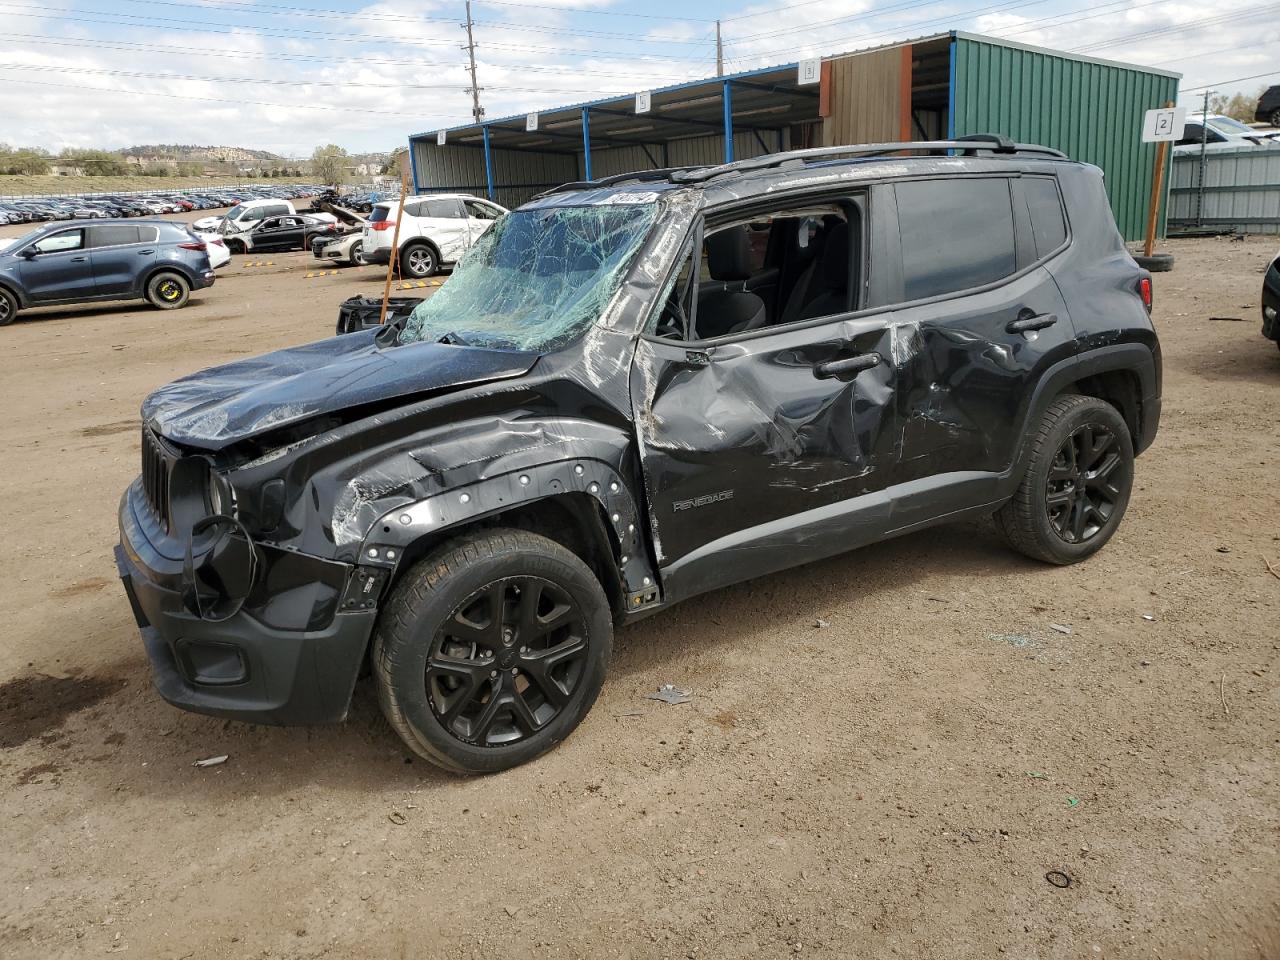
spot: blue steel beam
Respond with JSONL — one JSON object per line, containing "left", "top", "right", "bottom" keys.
{"left": 481, "top": 125, "right": 496, "bottom": 200}
{"left": 582, "top": 107, "right": 593, "bottom": 180}
{"left": 722, "top": 80, "right": 734, "bottom": 164}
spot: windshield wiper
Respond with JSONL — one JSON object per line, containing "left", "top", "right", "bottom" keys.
{"left": 437, "top": 331, "right": 471, "bottom": 346}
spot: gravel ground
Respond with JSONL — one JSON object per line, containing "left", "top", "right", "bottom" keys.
{"left": 0, "top": 227, "right": 1276, "bottom": 960}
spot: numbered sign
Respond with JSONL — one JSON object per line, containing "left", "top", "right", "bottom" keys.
{"left": 636, "top": 90, "right": 651, "bottom": 114}
{"left": 1141, "top": 107, "right": 1186, "bottom": 142}
{"left": 436, "top": 130, "right": 447, "bottom": 146}
{"left": 526, "top": 112, "right": 539, "bottom": 132}
{"left": 798, "top": 58, "right": 821, "bottom": 85}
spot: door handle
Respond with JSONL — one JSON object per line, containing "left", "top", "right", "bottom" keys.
{"left": 70, "top": 256, "right": 87, "bottom": 262}
{"left": 1007, "top": 312, "right": 1058, "bottom": 333}
{"left": 814, "top": 353, "right": 881, "bottom": 380}
{"left": 139, "top": 249, "right": 156, "bottom": 255}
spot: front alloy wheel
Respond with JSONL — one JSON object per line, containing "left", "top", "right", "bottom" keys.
{"left": 373, "top": 529, "right": 612, "bottom": 774}
{"left": 428, "top": 577, "right": 589, "bottom": 746}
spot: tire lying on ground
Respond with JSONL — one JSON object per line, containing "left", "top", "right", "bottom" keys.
{"left": 1133, "top": 253, "right": 1174, "bottom": 273}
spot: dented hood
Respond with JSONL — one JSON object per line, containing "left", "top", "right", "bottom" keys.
{"left": 143, "top": 330, "right": 539, "bottom": 450}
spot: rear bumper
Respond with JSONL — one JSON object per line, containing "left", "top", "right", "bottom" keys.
{"left": 115, "top": 486, "right": 375, "bottom": 726}
{"left": 364, "top": 245, "right": 390, "bottom": 265}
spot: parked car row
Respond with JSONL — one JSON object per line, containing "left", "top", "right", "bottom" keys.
{"left": 0, "top": 184, "right": 324, "bottom": 226}
{"left": 1173, "top": 112, "right": 1280, "bottom": 155}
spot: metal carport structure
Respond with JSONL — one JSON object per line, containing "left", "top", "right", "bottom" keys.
{"left": 408, "top": 31, "right": 1179, "bottom": 240}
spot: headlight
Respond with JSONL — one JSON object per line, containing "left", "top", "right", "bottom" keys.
{"left": 207, "top": 470, "right": 235, "bottom": 518}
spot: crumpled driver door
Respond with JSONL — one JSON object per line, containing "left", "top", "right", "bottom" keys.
{"left": 629, "top": 316, "right": 899, "bottom": 602}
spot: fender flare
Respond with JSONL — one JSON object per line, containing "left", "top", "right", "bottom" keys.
{"left": 355, "top": 458, "right": 659, "bottom": 610}
{"left": 1012, "top": 343, "right": 1159, "bottom": 472}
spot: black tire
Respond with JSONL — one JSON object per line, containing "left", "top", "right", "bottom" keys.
{"left": 226, "top": 239, "right": 246, "bottom": 255}
{"left": 997, "top": 394, "right": 1134, "bottom": 565}
{"left": 1270, "top": 108, "right": 1280, "bottom": 127}
{"left": 349, "top": 240, "right": 365, "bottom": 266}
{"left": 373, "top": 528, "right": 612, "bottom": 774}
{"left": 0, "top": 286, "right": 17, "bottom": 326}
{"left": 1133, "top": 253, "right": 1174, "bottom": 273}
{"left": 400, "top": 243, "right": 437, "bottom": 279}
{"left": 145, "top": 272, "right": 190, "bottom": 310}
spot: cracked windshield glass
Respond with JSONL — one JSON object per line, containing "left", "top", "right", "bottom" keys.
{"left": 398, "top": 201, "right": 659, "bottom": 351}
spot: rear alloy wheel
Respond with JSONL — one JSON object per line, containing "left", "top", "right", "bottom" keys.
{"left": 373, "top": 529, "right": 612, "bottom": 774}
{"left": 146, "top": 272, "right": 191, "bottom": 310}
{"left": 0, "top": 287, "right": 17, "bottom": 326}
{"left": 1271, "top": 108, "right": 1280, "bottom": 127}
{"left": 997, "top": 394, "right": 1134, "bottom": 564}
{"left": 401, "top": 244, "right": 437, "bottom": 279}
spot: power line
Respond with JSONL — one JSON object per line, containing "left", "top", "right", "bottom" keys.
{"left": 1070, "top": 3, "right": 1280, "bottom": 53}
{"left": 1182, "top": 69, "right": 1280, "bottom": 92}
{"left": 0, "top": 2, "right": 716, "bottom": 61}
{"left": 92, "top": 0, "right": 719, "bottom": 46}
{"left": 474, "top": 0, "right": 713, "bottom": 21}
{"left": 0, "top": 33, "right": 699, "bottom": 81}
{"left": 0, "top": 73, "right": 475, "bottom": 119}
{"left": 0, "top": 60, "right": 630, "bottom": 95}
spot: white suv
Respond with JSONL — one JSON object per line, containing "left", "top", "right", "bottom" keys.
{"left": 362, "top": 193, "right": 507, "bottom": 278}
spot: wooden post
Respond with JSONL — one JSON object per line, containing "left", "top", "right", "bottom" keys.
{"left": 1143, "top": 100, "right": 1174, "bottom": 258}
{"left": 378, "top": 172, "right": 410, "bottom": 326}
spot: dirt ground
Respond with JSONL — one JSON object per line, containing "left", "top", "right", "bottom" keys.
{"left": 0, "top": 221, "right": 1277, "bottom": 960}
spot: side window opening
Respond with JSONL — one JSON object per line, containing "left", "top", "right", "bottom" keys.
{"left": 895, "top": 177, "right": 1017, "bottom": 302}
{"left": 652, "top": 199, "right": 864, "bottom": 342}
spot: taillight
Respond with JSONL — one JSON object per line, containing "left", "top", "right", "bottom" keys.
{"left": 1139, "top": 276, "right": 1152, "bottom": 313}
{"left": 370, "top": 220, "right": 395, "bottom": 231}
{"left": 179, "top": 241, "right": 207, "bottom": 251}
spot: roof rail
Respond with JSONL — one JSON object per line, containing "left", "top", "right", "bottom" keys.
{"left": 667, "top": 136, "right": 1068, "bottom": 184}
{"left": 535, "top": 167, "right": 700, "bottom": 199}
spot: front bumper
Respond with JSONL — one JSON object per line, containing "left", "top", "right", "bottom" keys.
{"left": 115, "top": 485, "right": 376, "bottom": 726}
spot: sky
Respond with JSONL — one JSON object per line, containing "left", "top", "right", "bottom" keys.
{"left": 0, "top": 0, "right": 1277, "bottom": 157}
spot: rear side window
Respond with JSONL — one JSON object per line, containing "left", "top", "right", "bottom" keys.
{"left": 895, "top": 178, "right": 1017, "bottom": 301}
{"left": 425, "top": 199, "right": 464, "bottom": 219}
{"left": 1023, "top": 177, "right": 1068, "bottom": 258}
{"left": 89, "top": 224, "right": 142, "bottom": 247}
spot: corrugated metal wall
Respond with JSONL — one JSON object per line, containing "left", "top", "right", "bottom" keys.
{"left": 951, "top": 36, "right": 1180, "bottom": 241}
{"left": 1168, "top": 146, "right": 1280, "bottom": 235}
{"left": 583, "top": 129, "right": 788, "bottom": 180}
{"left": 822, "top": 46, "right": 904, "bottom": 146}
{"left": 412, "top": 139, "right": 576, "bottom": 209}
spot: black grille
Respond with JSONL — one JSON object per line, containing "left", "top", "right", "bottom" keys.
{"left": 140, "top": 428, "right": 172, "bottom": 531}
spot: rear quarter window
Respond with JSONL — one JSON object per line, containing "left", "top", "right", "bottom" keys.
{"left": 895, "top": 177, "right": 1017, "bottom": 301}
{"left": 369, "top": 205, "right": 391, "bottom": 223}
{"left": 1023, "top": 176, "right": 1068, "bottom": 258}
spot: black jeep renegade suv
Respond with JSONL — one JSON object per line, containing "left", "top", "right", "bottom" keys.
{"left": 116, "top": 138, "right": 1161, "bottom": 774}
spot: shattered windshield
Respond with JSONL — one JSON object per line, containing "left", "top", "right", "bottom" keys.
{"left": 397, "top": 201, "right": 658, "bottom": 352}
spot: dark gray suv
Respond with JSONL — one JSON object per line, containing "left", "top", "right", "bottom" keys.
{"left": 117, "top": 137, "right": 1160, "bottom": 774}
{"left": 0, "top": 219, "right": 215, "bottom": 325}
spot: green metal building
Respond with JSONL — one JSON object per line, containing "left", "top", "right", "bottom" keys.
{"left": 409, "top": 31, "right": 1180, "bottom": 241}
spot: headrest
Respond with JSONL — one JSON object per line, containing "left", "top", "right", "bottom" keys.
{"left": 706, "top": 225, "right": 754, "bottom": 282}
{"left": 819, "top": 221, "right": 849, "bottom": 290}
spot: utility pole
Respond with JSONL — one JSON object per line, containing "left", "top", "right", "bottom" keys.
{"left": 1196, "top": 88, "right": 1213, "bottom": 227}
{"left": 462, "top": 0, "right": 484, "bottom": 123}
{"left": 715, "top": 20, "right": 723, "bottom": 77}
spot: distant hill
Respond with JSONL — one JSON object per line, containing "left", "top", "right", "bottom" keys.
{"left": 120, "top": 145, "right": 284, "bottom": 162}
